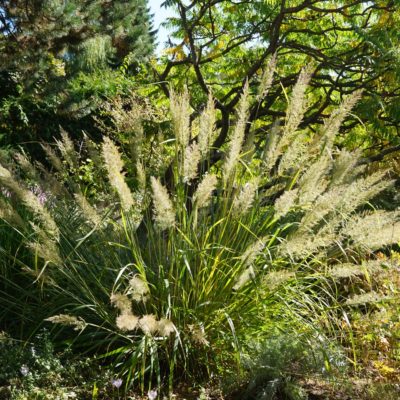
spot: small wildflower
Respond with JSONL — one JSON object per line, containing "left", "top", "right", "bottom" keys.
{"left": 111, "top": 378, "right": 123, "bottom": 389}
{"left": 148, "top": 389, "right": 158, "bottom": 400}
{"left": 20, "top": 365, "right": 29, "bottom": 376}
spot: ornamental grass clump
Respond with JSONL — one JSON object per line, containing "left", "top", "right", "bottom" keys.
{"left": 0, "top": 61, "right": 399, "bottom": 394}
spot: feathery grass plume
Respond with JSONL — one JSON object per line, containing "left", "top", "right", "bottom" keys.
{"left": 277, "top": 133, "right": 309, "bottom": 175}
{"left": 274, "top": 189, "right": 299, "bottom": 218}
{"left": 102, "top": 137, "right": 134, "bottom": 212}
{"left": 278, "top": 64, "right": 314, "bottom": 152}
{"left": 192, "top": 173, "right": 218, "bottom": 209}
{"left": 32, "top": 158, "right": 66, "bottom": 197}
{"left": 198, "top": 92, "right": 216, "bottom": 157}
{"left": 233, "top": 266, "right": 255, "bottom": 291}
{"left": 262, "top": 121, "right": 281, "bottom": 174}
{"left": 327, "top": 263, "right": 363, "bottom": 279}
{"left": 139, "top": 314, "right": 158, "bottom": 336}
{"left": 262, "top": 182, "right": 286, "bottom": 202}
{"left": 28, "top": 235, "right": 62, "bottom": 266}
{"left": 337, "top": 171, "right": 393, "bottom": 216}
{"left": 106, "top": 96, "right": 144, "bottom": 141}
{"left": 0, "top": 197, "right": 25, "bottom": 228}
{"left": 242, "top": 129, "right": 256, "bottom": 165}
{"left": 343, "top": 210, "right": 400, "bottom": 250}
{"left": 136, "top": 161, "right": 146, "bottom": 191}
{"left": 14, "top": 152, "right": 39, "bottom": 181}
{"left": 328, "top": 260, "right": 384, "bottom": 279}
{"left": 232, "top": 179, "right": 258, "bottom": 217}
{"left": 345, "top": 291, "right": 387, "bottom": 306}
{"left": 56, "top": 129, "right": 78, "bottom": 168}
{"left": 41, "top": 143, "right": 64, "bottom": 172}
{"left": 257, "top": 52, "right": 277, "bottom": 102}
{"left": 128, "top": 275, "right": 150, "bottom": 302}
{"left": 170, "top": 86, "right": 191, "bottom": 148}
{"left": 321, "top": 90, "right": 363, "bottom": 152}
{"left": 241, "top": 236, "right": 268, "bottom": 267}
{"left": 74, "top": 192, "right": 101, "bottom": 226}
{"left": 279, "top": 228, "right": 336, "bottom": 259}
{"left": 45, "top": 314, "right": 87, "bottom": 331}
{"left": 0, "top": 164, "right": 59, "bottom": 238}
{"left": 330, "top": 149, "right": 360, "bottom": 186}
{"left": 264, "top": 270, "right": 295, "bottom": 290}
{"left": 297, "top": 153, "right": 332, "bottom": 204}
{"left": 223, "top": 81, "right": 250, "bottom": 184}
{"left": 299, "top": 186, "right": 346, "bottom": 232}
{"left": 111, "top": 293, "right": 132, "bottom": 314}
{"left": 150, "top": 177, "right": 175, "bottom": 230}
{"left": 158, "top": 318, "right": 176, "bottom": 337}
{"left": 182, "top": 142, "right": 201, "bottom": 183}
{"left": 116, "top": 314, "right": 139, "bottom": 331}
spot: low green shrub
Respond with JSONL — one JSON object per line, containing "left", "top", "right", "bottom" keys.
{"left": 0, "top": 330, "right": 113, "bottom": 400}
{"left": 226, "top": 330, "right": 347, "bottom": 400}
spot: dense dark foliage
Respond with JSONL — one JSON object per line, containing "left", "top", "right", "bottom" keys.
{"left": 0, "top": 0, "right": 155, "bottom": 152}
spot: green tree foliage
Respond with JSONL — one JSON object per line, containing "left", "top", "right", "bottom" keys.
{"left": 0, "top": 0, "right": 155, "bottom": 149}
{"left": 155, "top": 0, "right": 400, "bottom": 162}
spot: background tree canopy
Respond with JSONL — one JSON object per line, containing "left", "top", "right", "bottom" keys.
{"left": 0, "top": 0, "right": 399, "bottom": 166}
{"left": 154, "top": 0, "right": 400, "bottom": 164}
{"left": 0, "top": 0, "right": 155, "bottom": 150}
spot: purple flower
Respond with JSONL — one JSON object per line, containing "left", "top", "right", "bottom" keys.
{"left": 30, "top": 185, "right": 48, "bottom": 206}
{"left": 148, "top": 389, "right": 157, "bottom": 400}
{"left": 20, "top": 365, "right": 29, "bottom": 376}
{"left": 111, "top": 378, "right": 123, "bottom": 389}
